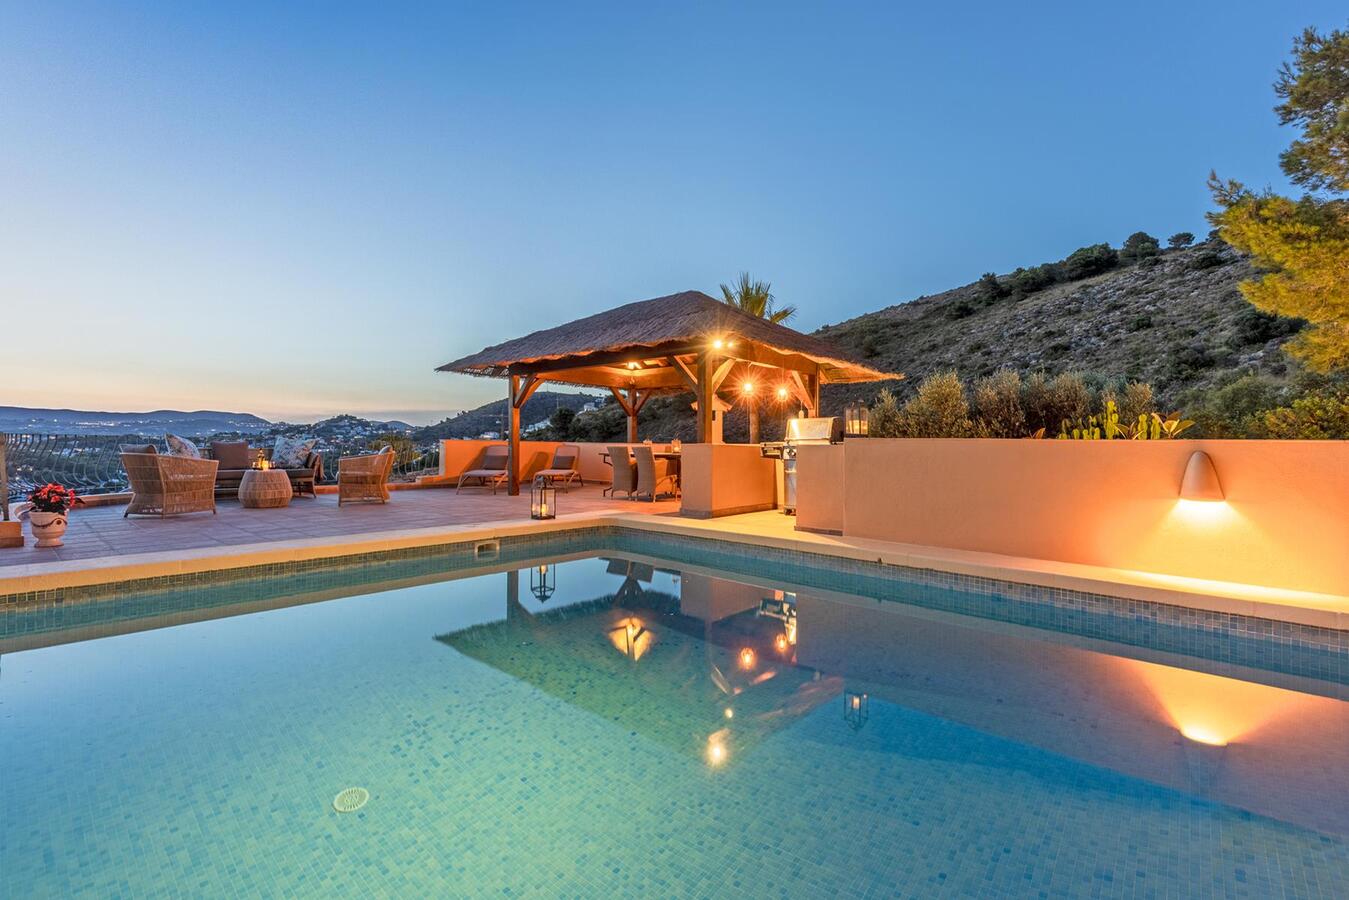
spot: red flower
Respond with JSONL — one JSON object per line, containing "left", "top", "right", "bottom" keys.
{"left": 28, "top": 483, "right": 79, "bottom": 513}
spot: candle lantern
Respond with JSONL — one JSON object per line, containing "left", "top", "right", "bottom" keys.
{"left": 844, "top": 401, "right": 870, "bottom": 437}
{"left": 843, "top": 689, "right": 869, "bottom": 730}
{"left": 530, "top": 563, "right": 555, "bottom": 602}
{"left": 530, "top": 476, "right": 556, "bottom": 520}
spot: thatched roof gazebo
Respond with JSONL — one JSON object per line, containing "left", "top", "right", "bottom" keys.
{"left": 437, "top": 290, "right": 898, "bottom": 494}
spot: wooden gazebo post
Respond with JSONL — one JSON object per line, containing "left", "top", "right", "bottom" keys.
{"left": 506, "top": 373, "right": 543, "bottom": 496}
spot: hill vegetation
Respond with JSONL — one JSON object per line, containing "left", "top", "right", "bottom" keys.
{"left": 414, "top": 391, "right": 602, "bottom": 442}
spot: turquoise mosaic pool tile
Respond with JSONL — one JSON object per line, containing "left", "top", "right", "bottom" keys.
{"left": 3, "top": 563, "right": 1344, "bottom": 896}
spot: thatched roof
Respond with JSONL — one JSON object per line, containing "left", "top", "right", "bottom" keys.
{"left": 436, "top": 290, "right": 897, "bottom": 389}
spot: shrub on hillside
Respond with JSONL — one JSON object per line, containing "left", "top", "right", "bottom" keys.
{"left": 1189, "top": 249, "right": 1225, "bottom": 270}
{"left": 1118, "top": 381, "right": 1155, "bottom": 425}
{"left": 946, "top": 299, "right": 977, "bottom": 320}
{"left": 1120, "top": 231, "right": 1162, "bottom": 263}
{"left": 971, "top": 370, "right": 1026, "bottom": 437}
{"left": 1257, "top": 391, "right": 1349, "bottom": 439}
{"left": 978, "top": 272, "right": 1008, "bottom": 302}
{"left": 1229, "top": 306, "right": 1306, "bottom": 348}
{"left": 1008, "top": 264, "right": 1058, "bottom": 297}
{"left": 1045, "top": 372, "right": 1093, "bottom": 427}
{"left": 1061, "top": 244, "right": 1118, "bottom": 280}
{"left": 1167, "top": 232, "right": 1195, "bottom": 249}
{"left": 868, "top": 388, "right": 903, "bottom": 438}
{"left": 1191, "top": 374, "right": 1286, "bottom": 437}
{"left": 893, "top": 372, "right": 974, "bottom": 437}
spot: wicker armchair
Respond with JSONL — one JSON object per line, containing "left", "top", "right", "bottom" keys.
{"left": 338, "top": 447, "right": 394, "bottom": 506}
{"left": 121, "top": 453, "right": 219, "bottom": 518}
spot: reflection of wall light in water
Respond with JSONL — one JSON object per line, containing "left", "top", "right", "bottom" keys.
{"left": 607, "top": 617, "right": 652, "bottom": 661}
{"left": 773, "top": 633, "right": 789, "bottom": 654}
{"left": 738, "top": 647, "right": 756, "bottom": 670}
{"left": 707, "top": 738, "right": 727, "bottom": 766}
{"left": 724, "top": 707, "right": 734, "bottom": 719}
{"left": 1120, "top": 657, "right": 1321, "bottom": 748}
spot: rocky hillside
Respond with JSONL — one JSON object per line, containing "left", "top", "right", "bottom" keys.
{"left": 414, "top": 391, "right": 602, "bottom": 441}
{"left": 815, "top": 237, "right": 1302, "bottom": 412}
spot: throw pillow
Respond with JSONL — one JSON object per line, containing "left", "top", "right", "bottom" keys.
{"left": 210, "top": 441, "right": 253, "bottom": 470}
{"left": 164, "top": 433, "right": 201, "bottom": 458}
{"left": 272, "top": 436, "right": 317, "bottom": 470}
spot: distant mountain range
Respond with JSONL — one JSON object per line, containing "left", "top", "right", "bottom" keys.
{"left": 0, "top": 406, "right": 413, "bottom": 437}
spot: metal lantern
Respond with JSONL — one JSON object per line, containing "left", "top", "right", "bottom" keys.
{"left": 530, "top": 563, "right": 555, "bottom": 602}
{"left": 843, "top": 690, "right": 869, "bottom": 730}
{"left": 844, "top": 401, "right": 869, "bottom": 437}
{"left": 530, "top": 476, "right": 556, "bottom": 520}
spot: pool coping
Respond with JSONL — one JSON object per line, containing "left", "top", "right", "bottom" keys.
{"left": 1, "top": 510, "right": 1345, "bottom": 632}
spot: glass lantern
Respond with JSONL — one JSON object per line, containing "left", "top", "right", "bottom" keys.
{"left": 530, "top": 563, "right": 555, "bottom": 602}
{"left": 530, "top": 476, "right": 556, "bottom": 520}
{"left": 844, "top": 400, "right": 869, "bottom": 437}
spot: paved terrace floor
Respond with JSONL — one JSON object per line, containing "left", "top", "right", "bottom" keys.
{"left": 1, "top": 485, "right": 678, "bottom": 568}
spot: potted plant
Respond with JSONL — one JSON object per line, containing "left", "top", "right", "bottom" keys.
{"left": 26, "top": 483, "right": 80, "bottom": 548}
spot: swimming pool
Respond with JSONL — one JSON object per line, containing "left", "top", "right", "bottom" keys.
{"left": 3, "top": 535, "right": 1346, "bottom": 896}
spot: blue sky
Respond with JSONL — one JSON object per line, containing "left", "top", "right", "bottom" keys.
{"left": 1, "top": 2, "right": 1340, "bottom": 423}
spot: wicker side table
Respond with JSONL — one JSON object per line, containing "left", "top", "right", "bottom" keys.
{"left": 238, "top": 468, "right": 293, "bottom": 509}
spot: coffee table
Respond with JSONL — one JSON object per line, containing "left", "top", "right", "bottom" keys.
{"left": 238, "top": 468, "right": 293, "bottom": 509}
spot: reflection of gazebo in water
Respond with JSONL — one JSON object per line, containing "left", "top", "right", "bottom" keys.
{"left": 435, "top": 563, "right": 838, "bottom": 761}
{"left": 436, "top": 290, "right": 897, "bottom": 493}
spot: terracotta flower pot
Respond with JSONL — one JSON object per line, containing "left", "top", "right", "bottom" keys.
{"left": 28, "top": 510, "right": 69, "bottom": 548}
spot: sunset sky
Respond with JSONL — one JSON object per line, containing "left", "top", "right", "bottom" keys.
{"left": 1, "top": 1, "right": 1336, "bottom": 424}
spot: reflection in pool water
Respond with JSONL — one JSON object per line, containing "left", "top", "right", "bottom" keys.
{"left": 2, "top": 553, "right": 1345, "bottom": 896}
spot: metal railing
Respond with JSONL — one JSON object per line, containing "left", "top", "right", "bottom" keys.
{"left": 4, "top": 433, "right": 138, "bottom": 502}
{"left": 3, "top": 433, "right": 445, "bottom": 503}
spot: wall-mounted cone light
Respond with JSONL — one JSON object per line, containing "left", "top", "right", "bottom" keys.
{"left": 1179, "top": 451, "right": 1224, "bottom": 502}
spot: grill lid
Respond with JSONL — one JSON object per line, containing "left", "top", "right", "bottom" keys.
{"left": 783, "top": 416, "right": 842, "bottom": 443}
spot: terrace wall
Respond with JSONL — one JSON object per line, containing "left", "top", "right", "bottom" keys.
{"left": 799, "top": 439, "right": 1348, "bottom": 596}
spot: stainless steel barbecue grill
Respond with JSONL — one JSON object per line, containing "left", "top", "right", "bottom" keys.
{"left": 759, "top": 416, "right": 843, "bottom": 515}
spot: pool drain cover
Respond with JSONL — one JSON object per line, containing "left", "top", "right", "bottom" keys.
{"left": 332, "top": 787, "right": 369, "bottom": 813}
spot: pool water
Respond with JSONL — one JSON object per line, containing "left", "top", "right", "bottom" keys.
{"left": 2, "top": 553, "right": 1346, "bottom": 897}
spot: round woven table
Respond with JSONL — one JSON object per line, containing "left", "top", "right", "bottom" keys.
{"left": 238, "top": 468, "right": 293, "bottom": 509}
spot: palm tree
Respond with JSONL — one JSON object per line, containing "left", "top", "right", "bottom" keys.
{"left": 719, "top": 272, "right": 796, "bottom": 324}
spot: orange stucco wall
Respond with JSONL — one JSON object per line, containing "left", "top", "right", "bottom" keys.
{"left": 837, "top": 439, "right": 1349, "bottom": 595}
{"left": 680, "top": 444, "right": 777, "bottom": 518}
{"left": 793, "top": 444, "right": 845, "bottom": 533}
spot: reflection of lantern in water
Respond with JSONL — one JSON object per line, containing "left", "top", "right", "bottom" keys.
{"left": 707, "top": 739, "right": 727, "bottom": 766}
{"left": 529, "top": 564, "right": 555, "bottom": 602}
{"left": 607, "top": 618, "right": 651, "bottom": 661}
{"left": 843, "top": 690, "right": 869, "bottom": 730}
{"left": 773, "top": 633, "right": 790, "bottom": 654}
{"left": 738, "top": 647, "right": 756, "bottom": 670}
